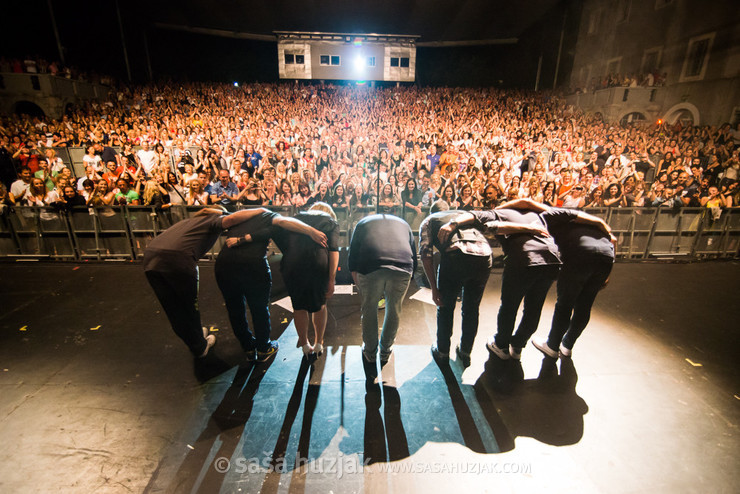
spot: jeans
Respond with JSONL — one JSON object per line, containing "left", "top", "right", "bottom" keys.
{"left": 215, "top": 258, "right": 272, "bottom": 352}
{"left": 145, "top": 266, "right": 207, "bottom": 357}
{"left": 495, "top": 264, "right": 560, "bottom": 350}
{"left": 549, "top": 261, "right": 613, "bottom": 351}
{"left": 436, "top": 251, "right": 491, "bottom": 355}
{"left": 357, "top": 268, "right": 411, "bottom": 360}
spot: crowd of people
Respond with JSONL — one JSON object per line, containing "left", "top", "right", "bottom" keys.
{"left": 1, "top": 82, "right": 739, "bottom": 223}
{"left": 0, "top": 56, "right": 112, "bottom": 85}
{"left": 571, "top": 70, "right": 668, "bottom": 94}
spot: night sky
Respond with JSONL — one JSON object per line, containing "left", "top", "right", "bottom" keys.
{"left": 1, "top": 0, "right": 580, "bottom": 88}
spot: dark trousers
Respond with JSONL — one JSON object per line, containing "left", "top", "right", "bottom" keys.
{"left": 145, "top": 267, "right": 207, "bottom": 356}
{"left": 548, "top": 261, "right": 613, "bottom": 351}
{"left": 215, "top": 258, "right": 272, "bottom": 352}
{"left": 436, "top": 251, "right": 491, "bottom": 355}
{"left": 495, "top": 264, "right": 560, "bottom": 350}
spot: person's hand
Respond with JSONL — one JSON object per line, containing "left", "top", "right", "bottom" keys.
{"left": 527, "top": 222, "right": 550, "bottom": 237}
{"left": 609, "top": 233, "right": 618, "bottom": 248}
{"left": 438, "top": 223, "right": 456, "bottom": 244}
{"left": 431, "top": 287, "right": 443, "bottom": 307}
{"left": 309, "top": 229, "right": 328, "bottom": 248}
{"left": 226, "top": 236, "right": 240, "bottom": 248}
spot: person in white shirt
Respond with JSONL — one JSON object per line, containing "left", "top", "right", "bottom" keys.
{"left": 136, "top": 141, "right": 157, "bottom": 177}
{"left": 10, "top": 167, "right": 33, "bottom": 202}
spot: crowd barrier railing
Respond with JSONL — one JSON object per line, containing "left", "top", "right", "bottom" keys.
{"left": 0, "top": 205, "right": 737, "bottom": 262}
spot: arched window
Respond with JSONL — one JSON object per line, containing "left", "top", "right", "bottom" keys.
{"left": 14, "top": 101, "right": 45, "bottom": 118}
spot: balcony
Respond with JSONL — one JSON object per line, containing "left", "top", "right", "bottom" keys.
{"left": 0, "top": 72, "right": 112, "bottom": 118}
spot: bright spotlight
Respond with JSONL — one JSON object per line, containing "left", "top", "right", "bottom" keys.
{"left": 233, "top": 82, "right": 239, "bottom": 87}
{"left": 354, "top": 55, "right": 365, "bottom": 73}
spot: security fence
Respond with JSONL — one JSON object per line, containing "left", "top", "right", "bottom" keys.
{"left": 0, "top": 205, "right": 738, "bottom": 262}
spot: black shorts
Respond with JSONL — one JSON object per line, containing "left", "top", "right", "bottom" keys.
{"left": 282, "top": 262, "right": 328, "bottom": 313}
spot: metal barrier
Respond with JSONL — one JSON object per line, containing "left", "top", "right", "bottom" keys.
{"left": 0, "top": 205, "right": 738, "bottom": 261}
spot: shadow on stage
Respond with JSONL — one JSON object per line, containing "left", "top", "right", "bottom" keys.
{"left": 162, "top": 348, "right": 588, "bottom": 493}
{"left": 169, "top": 358, "right": 275, "bottom": 493}
{"left": 474, "top": 355, "right": 589, "bottom": 451}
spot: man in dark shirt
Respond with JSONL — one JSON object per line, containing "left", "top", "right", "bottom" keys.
{"left": 216, "top": 209, "right": 328, "bottom": 362}
{"left": 349, "top": 214, "right": 416, "bottom": 366}
{"left": 142, "top": 207, "right": 289, "bottom": 357}
{"left": 421, "top": 202, "right": 547, "bottom": 367}
{"left": 94, "top": 143, "right": 120, "bottom": 167}
{"left": 503, "top": 202, "right": 616, "bottom": 358}
{"left": 439, "top": 206, "right": 567, "bottom": 360}
{"left": 210, "top": 169, "right": 239, "bottom": 206}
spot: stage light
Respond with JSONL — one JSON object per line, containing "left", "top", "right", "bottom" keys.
{"left": 354, "top": 55, "right": 365, "bottom": 73}
{"left": 657, "top": 119, "right": 663, "bottom": 125}
{"left": 233, "top": 82, "right": 239, "bottom": 87}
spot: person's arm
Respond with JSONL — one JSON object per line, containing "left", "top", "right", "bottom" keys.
{"left": 272, "top": 215, "right": 328, "bottom": 248}
{"left": 225, "top": 227, "right": 271, "bottom": 248}
{"left": 421, "top": 256, "right": 442, "bottom": 306}
{"left": 573, "top": 210, "right": 615, "bottom": 240}
{"left": 224, "top": 185, "right": 239, "bottom": 202}
{"left": 326, "top": 250, "right": 339, "bottom": 299}
{"left": 487, "top": 220, "right": 550, "bottom": 236}
{"left": 209, "top": 188, "right": 220, "bottom": 203}
{"left": 221, "top": 207, "right": 268, "bottom": 228}
{"left": 496, "top": 197, "right": 549, "bottom": 212}
{"left": 348, "top": 222, "right": 365, "bottom": 285}
{"left": 437, "top": 212, "right": 476, "bottom": 244}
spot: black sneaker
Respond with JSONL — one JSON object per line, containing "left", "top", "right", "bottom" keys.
{"left": 455, "top": 346, "right": 471, "bottom": 368}
{"left": 257, "top": 341, "right": 279, "bottom": 362}
{"left": 431, "top": 345, "right": 449, "bottom": 362}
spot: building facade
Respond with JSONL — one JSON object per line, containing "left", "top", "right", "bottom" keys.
{"left": 566, "top": 0, "right": 740, "bottom": 126}
{"left": 276, "top": 32, "right": 417, "bottom": 83}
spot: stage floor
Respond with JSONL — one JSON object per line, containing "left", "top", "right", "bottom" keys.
{"left": 0, "top": 261, "right": 738, "bottom": 493}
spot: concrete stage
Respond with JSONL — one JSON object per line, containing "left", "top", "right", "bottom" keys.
{"left": 0, "top": 261, "right": 738, "bottom": 493}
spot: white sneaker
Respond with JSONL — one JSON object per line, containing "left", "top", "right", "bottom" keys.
{"left": 559, "top": 343, "right": 572, "bottom": 358}
{"left": 486, "top": 336, "right": 510, "bottom": 360}
{"left": 509, "top": 345, "right": 522, "bottom": 360}
{"left": 532, "top": 337, "right": 559, "bottom": 359}
{"left": 199, "top": 335, "right": 216, "bottom": 358}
